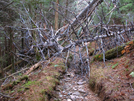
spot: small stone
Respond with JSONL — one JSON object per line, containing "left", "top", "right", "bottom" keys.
{"left": 75, "top": 96, "right": 84, "bottom": 99}
{"left": 62, "top": 91, "right": 67, "bottom": 95}
{"left": 78, "top": 85, "right": 84, "bottom": 88}
{"left": 77, "top": 81, "right": 86, "bottom": 85}
{"left": 85, "top": 97, "right": 88, "bottom": 100}
{"left": 67, "top": 99, "right": 72, "bottom": 101}
{"left": 68, "top": 92, "right": 72, "bottom": 95}
{"left": 76, "top": 98, "right": 84, "bottom": 100}
{"left": 73, "top": 87, "right": 77, "bottom": 91}
{"left": 72, "top": 91, "right": 81, "bottom": 96}
{"left": 59, "top": 94, "right": 63, "bottom": 98}
{"left": 95, "top": 94, "right": 98, "bottom": 97}
{"left": 79, "top": 88, "right": 86, "bottom": 93}
{"left": 70, "top": 73, "right": 74, "bottom": 77}
{"left": 70, "top": 95, "right": 76, "bottom": 100}
{"left": 65, "top": 77, "right": 71, "bottom": 82}
{"left": 67, "top": 73, "right": 71, "bottom": 77}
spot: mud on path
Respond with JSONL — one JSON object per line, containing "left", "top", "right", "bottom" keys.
{"left": 52, "top": 67, "right": 101, "bottom": 101}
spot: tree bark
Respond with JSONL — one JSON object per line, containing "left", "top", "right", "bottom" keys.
{"left": 8, "top": 27, "right": 15, "bottom": 72}
{"left": 21, "top": 30, "right": 24, "bottom": 50}
{"left": 71, "top": 0, "right": 103, "bottom": 27}
{"left": 55, "top": 0, "right": 59, "bottom": 30}
{"left": 24, "top": 61, "right": 44, "bottom": 75}
{"left": 5, "top": 36, "right": 8, "bottom": 67}
{"left": 64, "top": 0, "right": 68, "bottom": 24}
{"left": 0, "top": 45, "right": 4, "bottom": 77}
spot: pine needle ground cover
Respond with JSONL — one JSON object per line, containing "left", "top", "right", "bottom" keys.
{"left": 89, "top": 47, "right": 134, "bottom": 101}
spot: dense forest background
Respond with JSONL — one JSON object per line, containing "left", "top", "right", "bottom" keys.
{"left": 0, "top": 0, "right": 89, "bottom": 74}
{"left": 0, "top": 0, "right": 134, "bottom": 88}
{"left": 0, "top": 0, "right": 134, "bottom": 77}
{"left": 0, "top": 0, "right": 134, "bottom": 100}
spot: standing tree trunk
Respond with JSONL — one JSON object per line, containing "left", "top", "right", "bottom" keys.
{"left": 64, "top": 0, "right": 68, "bottom": 24}
{"left": 5, "top": 36, "right": 8, "bottom": 67}
{"left": 21, "top": 30, "right": 24, "bottom": 50}
{"left": 55, "top": 0, "right": 59, "bottom": 30}
{"left": 0, "top": 44, "right": 4, "bottom": 77}
{"left": 8, "top": 27, "right": 15, "bottom": 72}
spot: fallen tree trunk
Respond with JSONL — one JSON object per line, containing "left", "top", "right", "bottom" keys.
{"left": 93, "top": 40, "right": 134, "bottom": 61}
{"left": 71, "top": 0, "right": 103, "bottom": 27}
{"left": 4, "top": 60, "right": 23, "bottom": 71}
{"left": 24, "top": 61, "right": 44, "bottom": 75}
{"left": 0, "top": 68, "right": 29, "bottom": 81}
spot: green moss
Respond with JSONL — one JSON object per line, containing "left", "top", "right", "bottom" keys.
{"left": 60, "top": 65, "right": 66, "bottom": 70}
{"left": 43, "top": 70, "right": 47, "bottom": 73}
{"left": 126, "top": 68, "right": 129, "bottom": 71}
{"left": 89, "top": 48, "right": 94, "bottom": 56}
{"left": 40, "top": 94, "right": 47, "bottom": 101}
{"left": 24, "top": 81, "right": 36, "bottom": 88}
{"left": 36, "top": 54, "right": 41, "bottom": 61}
{"left": 132, "top": 82, "right": 134, "bottom": 88}
{"left": 13, "top": 80, "right": 20, "bottom": 85}
{"left": 94, "top": 45, "right": 124, "bottom": 61}
{"left": 45, "top": 76, "right": 59, "bottom": 84}
{"left": 40, "top": 89, "right": 47, "bottom": 94}
{"left": 108, "top": 63, "right": 112, "bottom": 66}
{"left": 18, "top": 88, "right": 23, "bottom": 92}
{"left": 89, "top": 77, "right": 96, "bottom": 91}
{"left": 12, "top": 75, "right": 29, "bottom": 86}
{"left": 46, "top": 76, "right": 53, "bottom": 81}
{"left": 18, "top": 88, "right": 25, "bottom": 92}
{"left": 2, "top": 76, "right": 29, "bottom": 90}
{"left": 105, "top": 45, "right": 124, "bottom": 59}
{"left": 19, "top": 75, "right": 29, "bottom": 81}
{"left": 94, "top": 54, "right": 103, "bottom": 61}
{"left": 57, "top": 62, "right": 64, "bottom": 65}
{"left": 50, "top": 71, "right": 60, "bottom": 78}
{"left": 18, "top": 86, "right": 30, "bottom": 92}
{"left": 48, "top": 86, "right": 53, "bottom": 91}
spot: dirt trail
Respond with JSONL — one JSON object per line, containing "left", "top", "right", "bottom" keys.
{"left": 53, "top": 67, "right": 101, "bottom": 101}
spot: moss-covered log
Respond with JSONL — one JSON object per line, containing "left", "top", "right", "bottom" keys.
{"left": 93, "top": 40, "right": 134, "bottom": 61}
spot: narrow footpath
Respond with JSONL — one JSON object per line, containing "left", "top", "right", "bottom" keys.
{"left": 53, "top": 67, "right": 101, "bottom": 101}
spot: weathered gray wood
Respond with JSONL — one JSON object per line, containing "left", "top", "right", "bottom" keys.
{"left": 71, "top": 0, "right": 103, "bottom": 27}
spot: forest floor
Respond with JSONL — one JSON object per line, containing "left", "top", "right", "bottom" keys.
{"left": 51, "top": 41, "right": 134, "bottom": 101}
{"left": 0, "top": 58, "right": 66, "bottom": 101}
{"left": 89, "top": 48, "right": 134, "bottom": 101}
{"left": 0, "top": 41, "right": 134, "bottom": 101}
